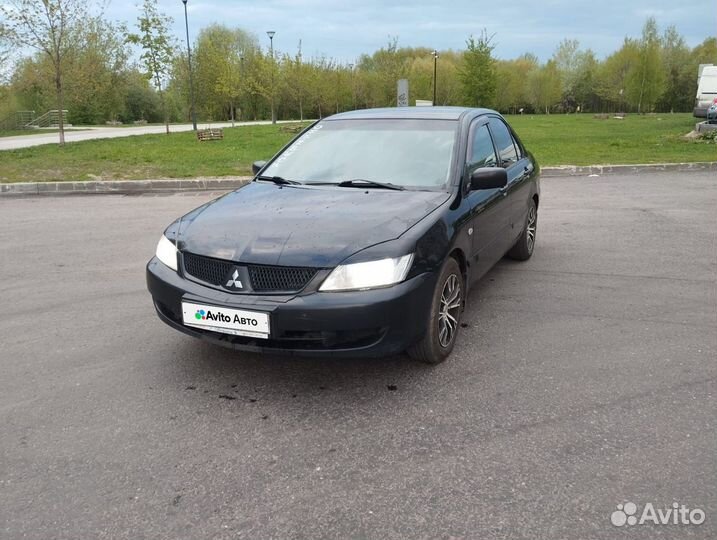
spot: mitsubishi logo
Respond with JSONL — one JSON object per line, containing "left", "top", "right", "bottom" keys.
{"left": 225, "top": 269, "right": 243, "bottom": 290}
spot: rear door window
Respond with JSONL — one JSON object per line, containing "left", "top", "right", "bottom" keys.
{"left": 488, "top": 117, "right": 518, "bottom": 167}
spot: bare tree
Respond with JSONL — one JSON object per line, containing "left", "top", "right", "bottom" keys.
{"left": 1, "top": 0, "right": 89, "bottom": 145}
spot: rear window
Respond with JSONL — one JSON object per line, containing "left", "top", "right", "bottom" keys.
{"left": 488, "top": 118, "right": 518, "bottom": 166}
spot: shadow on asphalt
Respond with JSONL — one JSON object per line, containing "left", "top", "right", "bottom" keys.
{"left": 162, "top": 336, "right": 438, "bottom": 407}
{"left": 153, "top": 262, "right": 512, "bottom": 409}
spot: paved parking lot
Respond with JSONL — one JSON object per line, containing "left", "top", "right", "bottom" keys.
{"left": 1, "top": 171, "right": 715, "bottom": 539}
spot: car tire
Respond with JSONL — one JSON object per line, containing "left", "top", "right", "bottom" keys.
{"left": 507, "top": 199, "right": 537, "bottom": 261}
{"left": 407, "top": 257, "right": 463, "bottom": 364}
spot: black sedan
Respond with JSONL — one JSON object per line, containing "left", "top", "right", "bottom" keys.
{"left": 147, "top": 107, "right": 540, "bottom": 363}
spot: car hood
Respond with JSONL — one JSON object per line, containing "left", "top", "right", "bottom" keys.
{"left": 176, "top": 182, "right": 450, "bottom": 267}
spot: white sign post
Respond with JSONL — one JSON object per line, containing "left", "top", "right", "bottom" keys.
{"left": 397, "top": 79, "right": 409, "bottom": 107}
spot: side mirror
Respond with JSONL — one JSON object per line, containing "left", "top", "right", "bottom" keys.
{"left": 470, "top": 167, "right": 508, "bottom": 190}
{"left": 252, "top": 160, "right": 267, "bottom": 175}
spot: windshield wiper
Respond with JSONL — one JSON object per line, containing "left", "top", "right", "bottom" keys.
{"left": 256, "top": 175, "right": 301, "bottom": 185}
{"left": 336, "top": 179, "right": 405, "bottom": 191}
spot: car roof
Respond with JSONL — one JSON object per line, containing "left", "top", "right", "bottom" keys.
{"left": 325, "top": 106, "right": 496, "bottom": 121}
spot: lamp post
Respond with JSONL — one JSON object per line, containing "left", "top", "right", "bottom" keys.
{"left": 267, "top": 30, "right": 276, "bottom": 124}
{"left": 181, "top": 0, "right": 197, "bottom": 130}
{"left": 348, "top": 63, "right": 354, "bottom": 110}
{"left": 432, "top": 50, "right": 439, "bottom": 106}
{"left": 239, "top": 51, "right": 245, "bottom": 121}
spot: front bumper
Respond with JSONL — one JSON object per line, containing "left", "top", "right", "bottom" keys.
{"left": 146, "top": 257, "right": 437, "bottom": 357}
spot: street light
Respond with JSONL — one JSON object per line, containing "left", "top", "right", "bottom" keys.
{"left": 432, "top": 50, "right": 439, "bottom": 106}
{"left": 181, "top": 0, "right": 197, "bottom": 130}
{"left": 267, "top": 31, "right": 276, "bottom": 124}
{"left": 239, "top": 50, "right": 245, "bottom": 121}
{"left": 348, "top": 63, "right": 355, "bottom": 110}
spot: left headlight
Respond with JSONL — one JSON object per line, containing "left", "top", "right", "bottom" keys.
{"left": 155, "top": 234, "right": 178, "bottom": 271}
{"left": 319, "top": 254, "right": 414, "bottom": 292}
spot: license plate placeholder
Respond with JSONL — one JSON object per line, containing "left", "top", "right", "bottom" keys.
{"left": 181, "top": 301, "right": 270, "bottom": 339}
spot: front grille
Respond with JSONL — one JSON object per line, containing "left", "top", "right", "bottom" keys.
{"left": 183, "top": 252, "right": 233, "bottom": 286}
{"left": 182, "top": 252, "right": 317, "bottom": 292}
{"left": 248, "top": 265, "right": 317, "bottom": 292}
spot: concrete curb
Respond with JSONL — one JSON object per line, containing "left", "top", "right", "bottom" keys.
{"left": 1, "top": 162, "right": 715, "bottom": 196}
{"left": 540, "top": 161, "right": 717, "bottom": 177}
{"left": 0, "top": 177, "right": 252, "bottom": 196}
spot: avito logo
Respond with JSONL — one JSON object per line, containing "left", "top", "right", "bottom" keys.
{"left": 611, "top": 502, "right": 706, "bottom": 527}
{"left": 195, "top": 309, "right": 258, "bottom": 326}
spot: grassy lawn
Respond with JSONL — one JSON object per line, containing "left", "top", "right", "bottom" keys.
{"left": 0, "top": 114, "right": 714, "bottom": 183}
{"left": 507, "top": 113, "right": 716, "bottom": 166}
{"left": 0, "top": 123, "right": 310, "bottom": 183}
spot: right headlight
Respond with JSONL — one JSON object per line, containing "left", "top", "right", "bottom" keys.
{"left": 155, "top": 234, "right": 178, "bottom": 271}
{"left": 319, "top": 254, "right": 414, "bottom": 292}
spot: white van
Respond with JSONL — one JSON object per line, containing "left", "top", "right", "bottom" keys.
{"left": 694, "top": 65, "right": 717, "bottom": 117}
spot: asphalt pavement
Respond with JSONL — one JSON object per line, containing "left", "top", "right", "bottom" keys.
{"left": 0, "top": 171, "right": 715, "bottom": 539}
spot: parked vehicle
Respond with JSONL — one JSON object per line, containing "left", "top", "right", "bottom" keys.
{"left": 146, "top": 107, "right": 540, "bottom": 363}
{"left": 707, "top": 98, "right": 717, "bottom": 124}
{"left": 694, "top": 65, "right": 717, "bottom": 118}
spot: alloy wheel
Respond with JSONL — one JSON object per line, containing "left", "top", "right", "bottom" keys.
{"left": 438, "top": 274, "right": 461, "bottom": 348}
{"left": 526, "top": 206, "right": 537, "bottom": 253}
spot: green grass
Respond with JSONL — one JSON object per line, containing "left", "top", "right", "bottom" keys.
{"left": 507, "top": 113, "right": 716, "bottom": 166}
{"left": 0, "top": 123, "right": 309, "bottom": 183}
{"left": 0, "top": 114, "right": 714, "bottom": 183}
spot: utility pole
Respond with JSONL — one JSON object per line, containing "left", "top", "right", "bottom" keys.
{"left": 298, "top": 39, "right": 303, "bottom": 121}
{"left": 181, "top": 0, "right": 197, "bottom": 130}
{"left": 432, "top": 50, "right": 439, "bottom": 106}
{"left": 267, "top": 31, "right": 276, "bottom": 124}
{"left": 348, "top": 63, "right": 355, "bottom": 110}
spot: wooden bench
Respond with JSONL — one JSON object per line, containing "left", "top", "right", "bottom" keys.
{"left": 197, "top": 128, "right": 224, "bottom": 141}
{"left": 280, "top": 124, "right": 304, "bottom": 134}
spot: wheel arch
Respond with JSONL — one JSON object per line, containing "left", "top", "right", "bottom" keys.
{"left": 448, "top": 247, "right": 468, "bottom": 284}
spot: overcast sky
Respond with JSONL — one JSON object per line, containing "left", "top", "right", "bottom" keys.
{"left": 110, "top": 0, "right": 714, "bottom": 62}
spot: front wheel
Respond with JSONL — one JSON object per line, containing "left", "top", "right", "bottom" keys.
{"left": 407, "top": 257, "right": 463, "bottom": 364}
{"left": 507, "top": 200, "right": 537, "bottom": 261}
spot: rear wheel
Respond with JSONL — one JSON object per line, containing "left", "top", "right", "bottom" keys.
{"left": 407, "top": 257, "right": 463, "bottom": 364}
{"left": 507, "top": 200, "right": 537, "bottom": 261}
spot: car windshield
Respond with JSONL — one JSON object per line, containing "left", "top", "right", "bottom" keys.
{"left": 262, "top": 118, "right": 458, "bottom": 189}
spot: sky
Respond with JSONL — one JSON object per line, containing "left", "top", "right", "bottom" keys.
{"left": 105, "top": 0, "right": 716, "bottom": 62}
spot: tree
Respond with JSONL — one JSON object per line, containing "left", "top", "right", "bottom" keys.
{"left": 122, "top": 69, "right": 162, "bottom": 123}
{"left": 283, "top": 48, "right": 308, "bottom": 119}
{"left": 0, "top": 23, "right": 13, "bottom": 81}
{"left": 552, "top": 39, "right": 580, "bottom": 98}
{"left": 495, "top": 53, "right": 538, "bottom": 113}
{"left": 657, "top": 26, "right": 692, "bottom": 112}
{"left": 127, "top": 0, "right": 176, "bottom": 134}
{"left": 65, "top": 17, "right": 131, "bottom": 123}
{"left": 357, "top": 38, "right": 409, "bottom": 107}
{"left": 571, "top": 50, "right": 598, "bottom": 111}
{"left": 190, "top": 25, "right": 257, "bottom": 122}
{"left": 529, "top": 60, "right": 562, "bottom": 113}
{"left": 10, "top": 18, "right": 131, "bottom": 125}
{"left": 595, "top": 39, "right": 639, "bottom": 111}
{"left": 1, "top": 0, "right": 89, "bottom": 145}
{"left": 459, "top": 31, "right": 496, "bottom": 108}
{"left": 625, "top": 17, "right": 664, "bottom": 113}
